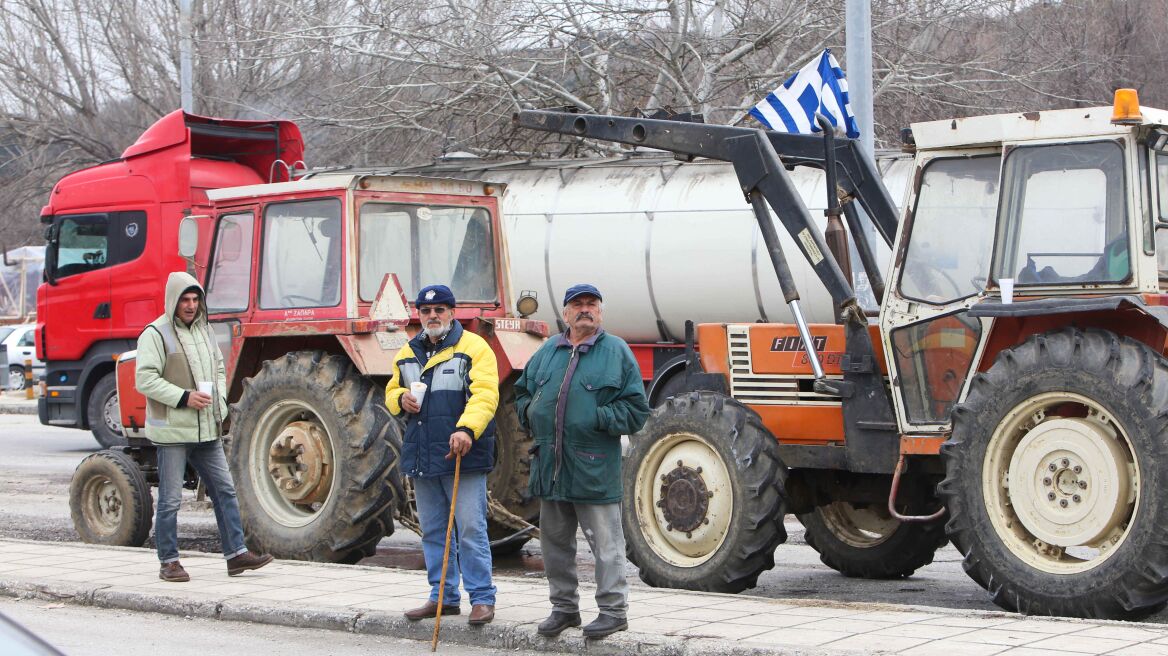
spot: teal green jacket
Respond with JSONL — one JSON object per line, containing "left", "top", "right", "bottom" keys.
{"left": 515, "top": 329, "right": 649, "bottom": 503}
{"left": 135, "top": 272, "right": 227, "bottom": 444}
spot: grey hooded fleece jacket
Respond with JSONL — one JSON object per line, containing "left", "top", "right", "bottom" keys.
{"left": 134, "top": 271, "right": 227, "bottom": 444}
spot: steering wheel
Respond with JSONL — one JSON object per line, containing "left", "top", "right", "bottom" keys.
{"left": 280, "top": 294, "right": 319, "bottom": 307}
{"left": 911, "top": 267, "right": 962, "bottom": 303}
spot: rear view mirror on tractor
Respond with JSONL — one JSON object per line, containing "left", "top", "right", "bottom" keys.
{"left": 177, "top": 215, "right": 200, "bottom": 259}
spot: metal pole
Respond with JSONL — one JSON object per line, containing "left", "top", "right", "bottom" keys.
{"left": 846, "top": 0, "right": 881, "bottom": 310}
{"left": 846, "top": 0, "right": 873, "bottom": 158}
{"left": 179, "top": 0, "right": 194, "bottom": 113}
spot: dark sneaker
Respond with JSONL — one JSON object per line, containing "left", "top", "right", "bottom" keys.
{"left": 159, "top": 561, "right": 190, "bottom": 582}
{"left": 226, "top": 551, "right": 273, "bottom": 576}
{"left": 404, "top": 600, "right": 461, "bottom": 621}
{"left": 582, "top": 614, "right": 628, "bottom": 639}
{"left": 468, "top": 604, "right": 494, "bottom": 625}
{"left": 537, "top": 610, "right": 581, "bottom": 637}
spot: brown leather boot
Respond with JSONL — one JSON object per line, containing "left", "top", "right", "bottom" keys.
{"left": 159, "top": 561, "right": 190, "bottom": 582}
{"left": 468, "top": 604, "right": 494, "bottom": 625}
{"left": 227, "top": 551, "right": 273, "bottom": 576}
{"left": 404, "top": 600, "right": 461, "bottom": 621}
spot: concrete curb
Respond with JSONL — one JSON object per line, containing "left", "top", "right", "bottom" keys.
{"left": 0, "top": 402, "right": 37, "bottom": 415}
{"left": 0, "top": 576, "right": 839, "bottom": 656}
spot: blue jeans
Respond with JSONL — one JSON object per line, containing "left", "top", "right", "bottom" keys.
{"left": 412, "top": 472, "right": 496, "bottom": 606}
{"left": 155, "top": 440, "right": 248, "bottom": 564}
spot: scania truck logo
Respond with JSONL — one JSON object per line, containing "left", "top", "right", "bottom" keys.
{"left": 770, "top": 335, "right": 827, "bottom": 352}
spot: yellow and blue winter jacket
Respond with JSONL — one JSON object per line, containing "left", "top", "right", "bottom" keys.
{"left": 385, "top": 320, "right": 499, "bottom": 478}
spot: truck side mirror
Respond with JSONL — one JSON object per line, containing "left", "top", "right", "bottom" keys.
{"left": 178, "top": 216, "right": 200, "bottom": 259}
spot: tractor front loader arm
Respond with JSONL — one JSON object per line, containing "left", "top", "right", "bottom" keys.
{"left": 514, "top": 109, "right": 901, "bottom": 474}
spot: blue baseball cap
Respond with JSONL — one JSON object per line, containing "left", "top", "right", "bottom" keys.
{"left": 416, "top": 284, "right": 456, "bottom": 307}
{"left": 563, "top": 283, "right": 603, "bottom": 306}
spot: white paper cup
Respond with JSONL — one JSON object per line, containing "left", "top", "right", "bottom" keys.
{"left": 999, "top": 278, "right": 1015, "bottom": 304}
{"left": 410, "top": 381, "right": 427, "bottom": 406}
{"left": 197, "top": 381, "right": 213, "bottom": 395}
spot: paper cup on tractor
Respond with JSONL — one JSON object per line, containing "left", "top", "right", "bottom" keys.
{"left": 999, "top": 278, "right": 1015, "bottom": 304}
{"left": 410, "top": 381, "right": 428, "bottom": 407}
{"left": 197, "top": 381, "right": 213, "bottom": 395}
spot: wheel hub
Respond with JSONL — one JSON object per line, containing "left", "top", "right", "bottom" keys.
{"left": 658, "top": 461, "right": 711, "bottom": 535}
{"left": 268, "top": 420, "right": 333, "bottom": 505}
{"left": 83, "top": 476, "right": 123, "bottom": 532}
{"left": 1007, "top": 416, "right": 1131, "bottom": 547}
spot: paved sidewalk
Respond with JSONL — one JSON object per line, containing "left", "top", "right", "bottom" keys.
{"left": 0, "top": 394, "right": 37, "bottom": 414}
{"left": 2, "top": 539, "right": 1168, "bottom": 655}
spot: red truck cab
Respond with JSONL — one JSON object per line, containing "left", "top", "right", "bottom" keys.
{"left": 37, "top": 111, "right": 303, "bottom": 447}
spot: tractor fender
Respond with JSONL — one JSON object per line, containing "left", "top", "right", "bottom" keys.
{"left": 336, "top": 332, "right": 410, "bottom": 377}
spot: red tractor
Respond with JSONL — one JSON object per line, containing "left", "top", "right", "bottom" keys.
{"left": 60, "top": 112, "right": 547, "bottom": 562}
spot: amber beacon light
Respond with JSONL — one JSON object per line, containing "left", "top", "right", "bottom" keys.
{"left": 1111, "top": 88, "right": 1143, "bottom": 125}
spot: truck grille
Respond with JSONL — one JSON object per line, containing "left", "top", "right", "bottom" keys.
{"left": 727, "top": 325, "right": 842, "bottom": 405}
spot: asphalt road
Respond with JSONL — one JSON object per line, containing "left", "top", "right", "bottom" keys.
{"left": 3, "top": 413, "right": 1165, "bottom": 622}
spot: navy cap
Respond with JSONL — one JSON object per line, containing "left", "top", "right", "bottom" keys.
{"left": 563, "top": 283, "right": 603, "bottom": 306}
{"left": 416, "top": 284, "right": 456, "bottom": 307}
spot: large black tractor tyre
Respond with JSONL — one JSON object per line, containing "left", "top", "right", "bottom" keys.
{"left": 940, "top": 328, "right": 1168, "bottom": 620}
{"left": 70, "top": 450, "right": 152, "bottom": 547}
{"left": 486, "top": 384, "right": 538, "bottom": 556}
{"left": 88, "top": 372, "right": 127, "bottom": 449}
{"left": 797, "top": 500, "right": 947, "bottom": 579}
{"left": 228, "top": 351, "right": 401, "bottom": 563}
{"left": 623, "top": 391, "right": 787, "bottom": 593}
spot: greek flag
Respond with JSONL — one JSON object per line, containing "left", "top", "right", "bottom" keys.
{"left": 749, "top": 49, "right": 859, "bottom": 139}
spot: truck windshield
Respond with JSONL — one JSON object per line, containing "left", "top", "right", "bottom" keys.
{"left": 358, "top": 202, "right": 496, "bottom": 303}
{"left": 899, "top": 156, "right": 1000, "bottom": 305}
{"left": 993, "top": 140, "right": 1129, "bottom": 286}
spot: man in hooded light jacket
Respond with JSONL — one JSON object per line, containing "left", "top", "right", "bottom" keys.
{"left": 136, "top": 271, "right": 272, "bottom": 582}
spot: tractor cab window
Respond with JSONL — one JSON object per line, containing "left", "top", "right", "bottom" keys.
{"left": 1154, "top": 151, "right": 1168, "bottom": 278}
{"left": 899, "top": 156, "right": 1000, "bottom": 305}
{"left": 993, "top": 141, "right": 1129, "bottom": 286}
{"left": 206, "top": 212, "right": 255, "bottom": 313}
{"left": 358, "top": 202, "right": 497, "bottom": 303}
{"left": 259, "top": 198, "right": 343, "bottom": 309}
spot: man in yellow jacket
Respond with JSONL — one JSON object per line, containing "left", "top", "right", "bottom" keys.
{"left": 386, "top": 284, "right": 499, "bottom": 625}
{"left": 136, "top": 272, "right": 272, "bottom": 582}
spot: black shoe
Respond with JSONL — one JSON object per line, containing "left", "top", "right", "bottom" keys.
{"left": 582, "top": 614, "right": 628, "bottom": 639}
{"left": 537, "top": 610, "right": 581, "bottom": 637}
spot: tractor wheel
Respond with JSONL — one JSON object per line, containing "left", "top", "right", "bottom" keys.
{"left": 941, "top": 328, "right": 1168, "bottom": 620}
{"left": 88, "top": 372, "right": 127, "bottom": 449}
{"left": 622, "top": 391, "right": 787, "bottom": 593}
{"left": 486, "top": 384, "right": 538, "bottom": 555}
{"left": 228, "top": 351, "right": 401, "bottom": 563}
{"left": 797, "top": 501, "right": 946, "bottom": 579}
{"left": 69, "top": 450, "right": 152, "bottom": 547}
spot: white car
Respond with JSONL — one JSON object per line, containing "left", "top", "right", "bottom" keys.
{"left": 2, "top": 324, "right": 42, "bottom": 391}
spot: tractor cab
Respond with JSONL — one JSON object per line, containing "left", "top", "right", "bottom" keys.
{"left": 880, "top": 90, "right": 1168, "bottom": 431}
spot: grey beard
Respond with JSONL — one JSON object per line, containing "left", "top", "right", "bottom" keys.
{"left": 424, "top": 323, "right": 452, "bottom": 342}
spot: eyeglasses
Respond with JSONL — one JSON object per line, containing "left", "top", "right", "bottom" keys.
{"left": 418, "top": 306, "right": 449, "bottom": 316}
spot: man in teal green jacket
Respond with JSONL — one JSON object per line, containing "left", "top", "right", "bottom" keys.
{"left": 136, "top": 272, "right": 272, "bottom": 582}
{"left": 515, "top": 283, "right": 649, "bottom": 639}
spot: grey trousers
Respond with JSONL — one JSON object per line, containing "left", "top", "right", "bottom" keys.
{"left": 539, "top": 499, "right": 629, "bottom": 619}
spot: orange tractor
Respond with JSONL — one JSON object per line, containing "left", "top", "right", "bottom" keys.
{"left": 517, "top": 90, "right": 1168, "bottom": 620}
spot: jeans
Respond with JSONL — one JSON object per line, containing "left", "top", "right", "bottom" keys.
{"left": 540, "top": 500, "right": 629, "bottom": 619}
{"left": 412, "top": 472, "right": 496, "bottom": 606}
{"left": 155, "top": 440, "right": 248, "bottom": 563}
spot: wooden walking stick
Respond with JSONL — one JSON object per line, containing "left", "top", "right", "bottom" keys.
{"left": 431, "top": 452, "right": 461, "bottom": 652}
